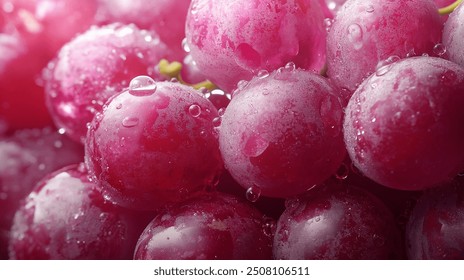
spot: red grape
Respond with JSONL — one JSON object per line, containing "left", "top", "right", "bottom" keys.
{"left": 0, "top": 127, "right": 84, "bottom": 259}
{"left": 85, "top": 77, "right": 223, "bottom": 211}
{"left": 406, "top": 178, "right": 464, "bottom": 259}
{"left": 219, "top": 66, "right": 346, "bottom": 198}
{"left": 185, "top": 0, "right": 327, "bottom": 92}
{"left": 44, "top": 23, "right": 173, "bottom": 143}
{"left": 8, "top": 164, "right": 153, "bottom": 260}
{"left": 273, "top": 180, "right": 403, "bottom": 259}
{"left": 344, "top": 56, "right": 464, "bottom": 190}
{"left": 443, "top": 1, "right": 464, "bottom": 67}
{"left": 134, "top": 192, "right": 273, "bottom": 260}
{"left": 326, "top": 0, "right": 443, "bottom": 92}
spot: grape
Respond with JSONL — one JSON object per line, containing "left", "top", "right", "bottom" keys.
{"left": 219, "top": 66, "right": 346, "bottom": 198}
{"left": 44, "top": 23, "right": 173, "bottom": 143}
{"left": 85, "top": 78, "right": 223, "bottom": 211}
{"left": 8, "top": 164, "right": 153, "bottom": 260}
{"left": 443, "top": 1, "right": 464, "bottom": 67}
{"left": 134, "top": 192, "right": 273, "bottom": 260}
{"left": 96, "top": 0, "right": 191, "bottom": 61}
{"left": 344, "top": 56, "right": 464, "bottom": 190}
{"left": 326, "top": 0, "right": 443, "bottom": 92}
{"left": 406, "top": 178, "right": 464, "bottom": 259}
{"left": 0, "top": 127, "right": 84, "bottom": 259}
{"left": 273, "top": 180, "right": 403, "bottom": 259}
{"left": 185, "top": 0, "right": 327, "bottom": 92}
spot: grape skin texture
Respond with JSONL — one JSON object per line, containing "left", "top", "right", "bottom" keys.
{"left": 134, "top": 193, "right": 272, "bottom": 260}
{"left": 326, "top": 0, "right": 443, "bottom": 92}
{"left": 8, "top": 164, "right": 152, "bottom": 260}
{"left": 185, "top": 0, "right": 327, "bottom": 92}
{"left": 44, "top": 23, "right": 172, "bottom": 143}
{"left": 406, "top": 179, "right": 464, "bottom": 259}
{"left": 219, "top": 68, "right": 346, "bottom": 198}
{"left": 443, "top": 2, "right": 464, "bottom": 68}
{"left": 344, "top": 56, "right": 464, "bottom": 190}
{"left": 85, "top": 82, "right": 223, "bottom": 211}
{"left": 273, "top": 182, "right": 403, "bottom": 260}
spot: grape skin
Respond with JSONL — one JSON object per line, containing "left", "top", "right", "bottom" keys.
{"left": 343, "top": 56, "right": 464, "bottom": 190}
{"left": 443, "top": 1, "right": 464, "bottom": 68}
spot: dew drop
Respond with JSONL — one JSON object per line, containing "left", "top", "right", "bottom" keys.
{"left": 347, "top": 24, "right": 363, "bottom": 50}
{"left": 58, "top": 128, "right": 66, "bottom": 135}
{"left": 237, "top": 80, "right": 248, "bottom": 90}
{"left": 324, "top": 18, "right": 333, "bottom": 32}
{"left": 433, "top": 43, "right": 447, "bottom": 57}
{"left": 262, "top": 217, "right": 276, "bottom": 237}
{"left": 116, "top": 103, "right": 122, "bottom": 110}
{"left": 246, "top": 186, "right": 262, "bottom": 202}
{"left": 54, "top": 140, "right": 63, "bottom": 149}
{"left": 366, "top": 5, "right": 374, "bottom": 13}
{"left": 182, "top": 38, "right": 191, "bottom": 52}
{"left": 212, "top": 116, "right": 222, "bottom": 127}
{"left": 284, "top": 61, "right": 296, "bottom": 71}
{"left": 257, "top": 69, "right": 269, "bottom": 79}
{"left": 375, "top": 55, "right": 400, "bottom": 76}
{"left": 189, "top": 104, "right": 201, "bottom": 117}
{"left": 129, "top": 76, "right": 157, "bottom": 96}
{"left": 335, "top": 162, "right": 349, "bottom": 180}
{"left": 122, "top": 117, "right": 139, "bottom": 128}
{"left": 218, "top": 107, "right": 226, "bottom": 117}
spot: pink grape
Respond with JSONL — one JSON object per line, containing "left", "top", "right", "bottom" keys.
{"left": 406, "top": 178, "right": 464, "bottom": 259}
{"left": 134, "top": 192, "right": 273, "bottom": 260}
{"left": 185, "top": 0, "right": 327, "bottom": 92}
{"left": 344, "top": 56, "right": 464, "bottom": 190}
{"left": 8, "top": 164, "right": 153, "bottom": 260}
{"left": 219, "top": 66, "right": 346, "bottom": 198}
{"left": 96, "top": 0, "right": 191, "bottom": 61}
{"left": 85, "top": 78, "right": 223, "bottom": 211}
{"left": 273, "top": 180, "right": 403, "bottom": 259}
{"left": 326, "top": 0, "right": 443, "bottom": 92}
{"left": 443, "top": 2, "right": 464, "bottom": 67}
{"left": 0, "top": 127, "right": 84, "bottom": 259}
{"left": 44, "top": 23, "right": 173, "bottom": 143}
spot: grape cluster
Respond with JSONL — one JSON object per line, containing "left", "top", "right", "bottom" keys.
{"left": 1, "top": 0, "right": 464, "bottom": 260}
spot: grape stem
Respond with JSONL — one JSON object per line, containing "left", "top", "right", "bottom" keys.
{"left": 158, "top": 59, "right": 217, "bottom": 91}
{"left": 438, "top": 0, "right": 463, "bottom": 15}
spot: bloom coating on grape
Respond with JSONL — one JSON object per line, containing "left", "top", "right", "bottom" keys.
{"left": 134, "top": 192, "right": 273, "bottom": 260}
{"left": 185, "top": 0, "right": 327, "bottom": 92}
{"left": 273, "top": 181, "right": 403, "bottom": 259}
{"left": 44, "top": 23, "right": 172, "bottom": 143}
{"left": 344, "top": 56, "right": 464, "bottom": 190}
{"left": 8, "top": 164, "right": 152, "bottom": 260}
{"left": 85, "top": 80, "right": 223, "bottom": 211}
{"left": 326, "top": 0, "right": 443, "bottom": 92}
{"left": 406, "top": 178, "right": 464, "bottom": 259}
{"left": 443, "top": 2, "right": 464, "bottom": 67}
{"left": 219, "top": 67, "right": 346, "bottom": 198}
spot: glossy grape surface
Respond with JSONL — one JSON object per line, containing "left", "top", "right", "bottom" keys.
{"left": 443, "top": 2, "right": 464, "bottom": 67}
{"left": 85, "top": 80, "right": 223, "bottom": 211}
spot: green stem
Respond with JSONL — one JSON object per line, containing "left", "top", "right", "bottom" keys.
{"left": 438, "top": 0, "right": 463, "bottom": 15}
{"left": 158, "top": 59, "right": 217, "bottom": 91}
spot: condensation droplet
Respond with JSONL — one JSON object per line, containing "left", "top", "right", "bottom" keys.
{"left": 189, "top": 104, "right": 201, "bottom": 117}
{"left": 284, "top": 61, "right": 296, "bottom": 71}
{"left": 122, "top": 117, "right": 139, "bottom": 128}
{"left": 218, "top": 107, "right": 226, "bottom": 117}
{"left": 347, "top": 24, "right": 363, "bottom": 50}
{"left": 433, "top": 43, "right": 447, "bottom": 57}
{"left": 335, "top": 162, "right": 349, "bottom": 180}
{"left": 324, "top": 18, "right": 333, "bottom": 32}
{"left": 366, "top": 5, "right": 374, "bottom": 13}
{"left": 116, "top": 103, "right": 122, "bottom": 110}
{"left": 128, "top": 76, "right": 157, "bottom": 96}
{"left": 237, "top": 80, "right": 248, "bottom": 90}
{"left": 58, "top": 128, "right": 66, "bottom": 135}
{"left": 212, "top": 116, "right": 222, "bottom": 127}
{"left": 257, "top": 69, "right": 269, "bottom": 79}
{"left": 375, "top": 55, "right": 400, "bottom": 76}
{"left": 246, "top": 186, "right": 262, "bottom": 202}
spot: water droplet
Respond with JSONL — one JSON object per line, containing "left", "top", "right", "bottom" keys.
{"left": 433, "top": 43, "right": 447, "bottom": 57}
{"left": 262, "top": 217, "right": 276, "bottom": 237}
{"left": 218, "top": 107, "right": 226, "bottom": 117}
{"left": 324, "top": 18, "right": 333, "bottom": 32}
{"left": 189, "top": 104, "right": 201, "bottom": 117}
{"left": 237, "top": 80, "right": 248, "bottom": 90}
{"left": 128, "top": 76, "right": 157, "bottom": 96}
{"left": 375, "top": 55, "right": 400, "bottom": 76}
{"left": 54, "top": 140, "right": 63, "bottom": 149}
{"left": 335, "top": 162, "right": 349, "bottom": 180}
{"left": 182, "top": 38, "right": 191, "bottom": 52}
{"left": 116, "top": 103, "right": 122, "bottom": 110}
{"left": 257, "top": 69, "right": 269, "bottom": 79}
{"left": 246, "top": 186, "right": 262, "bottom": 202}
{"left": 58, "top": 128, "right": 66, "bottom": 135}
{"left": 366, "top": 5, "right": 374, "bottom": 13}
{"left": 284, "top": 61, "right": 296, "bottom": 71}
{"left": 315, "top": 217, "right": 321, "bottom": 222}
{"left": 212, "top": 116, "right": 222, "bottom": 127}
{"left": 122, "top": 117, "right": 139, "bottom": 128}
{"left": 347, "top": 24, "right": 363, "bottom": 50}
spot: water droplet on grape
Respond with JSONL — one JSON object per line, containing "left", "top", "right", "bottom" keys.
{"left": 129, "top": 76, "right": 157, "bottom": 96}
{"left": 212, "top": 116, "right": 222, "bottom": 127}
{"left": 58, "top": 128, "right": 66, "bottom": 135}
{"left": 237, "top": 80, "right": 248, "bottom": 90}
{"left": 181, "top": 38, "right": 191, "bottom": 52}
{"left": 375, "top": 56, "right": 400, "bottom": 76}
{"left": 262, "top": 217, "right": 276, "bottom": 237}
{"left": 218, "top": 107, "right": 226, "bottom": 117}
{"left": 347, "top": 24, "right": 363, "bottom": 50}
{"left": 257, "top": 69, "right": 269, "bottom": 79}
{"left": 366, "top": 5, "right": 374, "bottom": 13}
{"left": 122, "top": 117, "right": 139, "bottom": 128}
{"left": 324, "top": 18, "right": 333, "bottom": 32}
{"left": 284, "top": 62, "right": 296, "bottom": 71}
{"left": 116, "top": 103, "right": 122, "bottom": 110}
{"left": 246, "top": 186, "right": 262, "bottom": 202}
{"left": 433, "top": 43, "right": 447, "bottom": 57}
{"left": 189, "top": 104, "right": 201, "bottom": 117}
